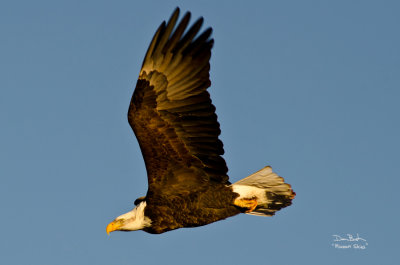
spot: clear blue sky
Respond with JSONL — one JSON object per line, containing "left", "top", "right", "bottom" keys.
{"left": 1, "top": 0, "right": 399, "bottom": 264}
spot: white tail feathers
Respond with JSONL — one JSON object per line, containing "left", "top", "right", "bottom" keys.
{"left": 232, "top": 166, "right": 295, "bottom": 216}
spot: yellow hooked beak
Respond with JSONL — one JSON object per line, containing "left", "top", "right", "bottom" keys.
{"left": 106, "top": 219, "right": 123, "bottom": 235}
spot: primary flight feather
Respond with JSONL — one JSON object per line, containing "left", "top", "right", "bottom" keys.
{"left": 106, "top": 7, "right": 295, "bottom": 235}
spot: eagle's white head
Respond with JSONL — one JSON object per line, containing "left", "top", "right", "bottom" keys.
{"left": 106, "top": 201, "right": 152, "bottom": 234}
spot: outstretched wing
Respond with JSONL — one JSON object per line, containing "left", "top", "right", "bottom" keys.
{"left": 128, "top": 8, "right": 229, "bottom": 195}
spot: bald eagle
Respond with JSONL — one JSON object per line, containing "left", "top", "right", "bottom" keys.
{"left": 106, "top": 8, "right": 295, "bottom": 235}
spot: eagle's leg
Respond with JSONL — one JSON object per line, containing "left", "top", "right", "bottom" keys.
{"left": 234, "top": 198, "right": 258, "bottom": 213}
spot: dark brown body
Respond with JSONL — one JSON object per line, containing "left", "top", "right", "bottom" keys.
{"left": 144, "top": 184, "right": 241, "bottom": 234}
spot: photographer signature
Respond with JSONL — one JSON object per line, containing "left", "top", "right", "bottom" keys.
{"left": 331, "top": 233, "right": 368, "bottom": 250}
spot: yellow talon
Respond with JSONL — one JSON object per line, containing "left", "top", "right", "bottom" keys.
{"left": 234, "top": 198, "right": 258, "bottom": 213}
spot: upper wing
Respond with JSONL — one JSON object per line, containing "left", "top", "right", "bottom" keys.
{"left": 128, "top": 8, "right": 229, "bottom": 195}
